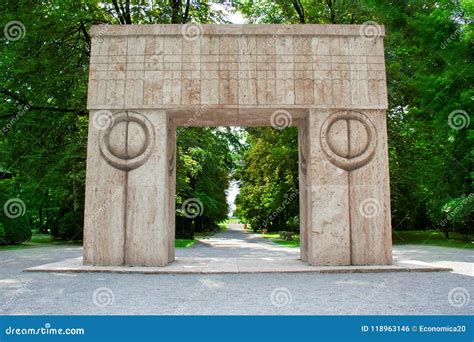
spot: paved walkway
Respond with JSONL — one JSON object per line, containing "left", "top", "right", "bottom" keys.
{"left": 178, "top": 223, "right": 299, "bottom": 258}
{"left": 0, "top": 225, "right": 472, "bottom": 315}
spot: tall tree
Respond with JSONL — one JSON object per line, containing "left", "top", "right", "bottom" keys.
{"left": 235, "top": 0, "right": 473, "bottom": 238}
{"left": 0, "top": 0, "right": 232, "bottom": 243}
{"left": 235, "top": 128, "right": 299, "bottom": 232}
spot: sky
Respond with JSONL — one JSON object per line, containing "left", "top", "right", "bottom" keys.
{"left": 227, "top": 180, "right": 239, "bottom": 217}
{"left": 210, "top": 2, "right": 246, "bottom": 24}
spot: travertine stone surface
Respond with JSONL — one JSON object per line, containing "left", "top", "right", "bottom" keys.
{"left": 84, "top": 110, "right": 173, "bottom": 266}
{"left": 304, "top": 109, "right": 392, "bottom": 265}
{"left": 167, "top": 121, "right": 177, "bottom": 263}
{"left": 298, "top": 124, "right": 309, "bottom": 263}
{"left": 84, "top": 110, "right": 127, "bottom": 266}
{"left": 85, "top": 24, "right": 391, "bottom": 267}
{"left": 306, "top": 109, "right": 351, "bottom": 265}
{"left": 124, "top": 110, "right": 171, "bottom": 266}
{"left": 348, "top": 110, "right": 392, "bottom": 265}
{"left": 88, "top": 24, "right": 387, "bottom": 113}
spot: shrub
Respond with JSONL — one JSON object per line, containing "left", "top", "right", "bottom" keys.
{"left": 53, "top": 210, "right": 83, "bottom": 241}
{"left": 0, "top": 216, "right": 32, "bottom": 244}
{"left": 441, "top": 195, "right": 474, "bottom": 240}
{"left": 0, "top": 223, "right": 6, "bottom": 245}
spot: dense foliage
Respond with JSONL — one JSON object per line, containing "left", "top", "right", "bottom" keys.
{"left": 235, "top": 0, "right": 473, "bottom": 238}
{"left": 0, "top": 0, "right": 235, "bottom": 243}
{"left": 176, "top": 127, "right": 242, "bottom": 238}
{"left": 235, "top": 128, "right": 299, "bottom": 232}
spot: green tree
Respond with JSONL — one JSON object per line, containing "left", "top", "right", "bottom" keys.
{"left": 176, "top": 127, "right": 240, "bottom": 238}
{"left": 236, "top": 0, "right": 473, "bottom": 239}
{"left": 235, "top": 128, "right": 299, "bottom": 232}
{"left": 0, "top": 0, "right": 234, "bottom": 243}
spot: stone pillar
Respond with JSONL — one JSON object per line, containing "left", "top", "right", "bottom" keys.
{"left": 298, "top": 122, "right": 309, "bottom": 263}
{"left": 167, "top": 122, "right": 177, "bottom": 263}
{"left": 304, "top": 109, "right": 392, "bottom": 265}
{"left": 83, "top": 109, "right": 174, "bottom": 266}
{"left": 83, "top": 110, "right": 127, "bottom": 266}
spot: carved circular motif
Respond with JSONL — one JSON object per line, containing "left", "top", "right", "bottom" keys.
{"left": 99, "top": 111, "right": 155, "bottom": 171}
{"left": 320, "top": 111, "right": 377, "bottom": 171}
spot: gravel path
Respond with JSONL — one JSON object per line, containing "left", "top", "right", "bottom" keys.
{"left": 0, "top": 225, "right": 472, "bottom": 315}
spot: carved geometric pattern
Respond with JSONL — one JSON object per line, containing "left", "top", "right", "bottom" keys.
{"left": 99, "top": 111, "right": 155, "bottom": 171}
{"left": 320, "top": 110, "right": 377, "bottom": 171}
{"left": 88, "top": 27, "right": 387, "bottom": 109}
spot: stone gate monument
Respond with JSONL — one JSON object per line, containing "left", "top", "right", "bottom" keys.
{"left": 84, "top": 24, "right": 392, "bottom": 267}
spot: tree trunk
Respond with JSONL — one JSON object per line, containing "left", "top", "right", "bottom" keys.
{"left": 292, "top": 0, "right": 305, "bottom": 24}
{"left": 39, "top": 208, "right": 45, "bottom": 233}
{"left": 170, "top": 0, "right": 182, "bottom": 24}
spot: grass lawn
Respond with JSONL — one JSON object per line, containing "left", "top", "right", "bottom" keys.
{"left": 0, "top": 232, "right": 82, "bottom": 251}
{"left": 175, "top": 239, "right": 196, "bottom": 248}
{"left": 392, "top": 230, "right": 473, "bottom": 249}
{"left": 263, "top": 233, "right": 300, "bottom": 248}
{"left": 1, "top": 231, "right": 200, "bottom": 250}
{"left": 260, "top": 230, "right": 473, "bottom": 250}
{"left": 217, "top": 222, "right": 228, "bottom": 231}
{"left": 178, "top": 225, "right": 228, "bottom": 246}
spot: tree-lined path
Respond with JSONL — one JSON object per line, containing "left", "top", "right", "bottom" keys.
{"left": 179, "top": 224, "right": 298, "bottom": 259}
